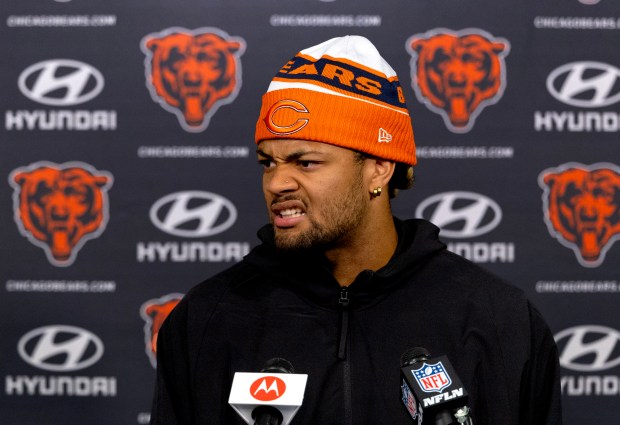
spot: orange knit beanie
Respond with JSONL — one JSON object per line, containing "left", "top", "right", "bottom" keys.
{"left": 255, "top": 35, "right": 416, "bottom": 165}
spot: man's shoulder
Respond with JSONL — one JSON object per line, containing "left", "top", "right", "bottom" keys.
{"left": 423, "top": 250, "right": 552, "bottom": 352}
{"left": 423, "top": 248, "right": 528, "bottom": 307}
{"left": 162, "top": 260, "right": 263, "bottom": 331}
{"left": 186, "top": 259, "right": 262, "bottom": 301}
{"left": 433, "top": 248, "right": 519, "bottom": 283}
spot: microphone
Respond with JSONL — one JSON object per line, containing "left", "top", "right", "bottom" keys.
{"left": 400, "top": 347, "right": 471, "bottom": 425}
{"left": 253, "top": 358, "right": 295, "bottom": 425}
{"left": 229, "top": 358, "right": 308, "bottom": 425}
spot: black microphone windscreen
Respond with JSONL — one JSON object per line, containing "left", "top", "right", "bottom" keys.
{"left": 261, "top": 357, "right": 295, "bottom": 374}
{"left": 400, "top": 346, "right": 431, "bottom": 367}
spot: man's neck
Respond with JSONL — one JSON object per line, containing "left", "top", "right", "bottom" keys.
{"left": 325, "top": 215, "right": 399, "bottom": 287}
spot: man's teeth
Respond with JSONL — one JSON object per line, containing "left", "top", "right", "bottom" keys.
{"left": 280, "top": 208, "right": 304, "bottom": 218}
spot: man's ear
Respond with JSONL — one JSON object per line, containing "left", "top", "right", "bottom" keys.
{"left": 366, "top": 158, "right": 396, "bottom": 189}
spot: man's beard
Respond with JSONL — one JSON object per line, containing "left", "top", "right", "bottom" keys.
{"left": 272, "top": 172, "right": 367, "bottom": 252}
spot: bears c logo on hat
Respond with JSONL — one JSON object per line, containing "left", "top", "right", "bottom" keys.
{"left": 265, "top": 99, "right": 310, "bottom": 135}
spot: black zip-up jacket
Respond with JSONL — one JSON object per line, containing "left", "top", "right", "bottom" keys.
{"left": 150, "top": 218, "right": 562, "bottom": 425}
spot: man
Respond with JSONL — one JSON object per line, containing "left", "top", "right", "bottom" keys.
{"left": 150, "top": 36, "right": 562, "bottom": 425}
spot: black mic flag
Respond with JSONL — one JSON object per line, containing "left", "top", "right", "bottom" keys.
{"left": 400, "top": 347, "right": 471, "bottom": 425}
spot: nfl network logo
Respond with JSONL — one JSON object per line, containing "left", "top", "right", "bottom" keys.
{"left": 412, "top": 361, "right": 452, "bottom": 393}
{"left": 401, "top": 380, "right": 419, "bottom": 420}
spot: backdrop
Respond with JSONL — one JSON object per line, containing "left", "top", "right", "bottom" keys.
{"left": 1, "top": 0, "right": 619, "bottom": 424}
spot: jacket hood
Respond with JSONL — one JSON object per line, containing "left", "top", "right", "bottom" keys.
{"left": 243, "top": 218, "right": 446, "bottom": 308}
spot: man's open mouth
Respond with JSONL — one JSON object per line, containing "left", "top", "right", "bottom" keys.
{"left": 279, "top": 208, "right": 305, "bottom": 218}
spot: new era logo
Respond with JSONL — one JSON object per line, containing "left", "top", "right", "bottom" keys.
{"left": 378, "top": 128, "right": 392, "bottom": 143}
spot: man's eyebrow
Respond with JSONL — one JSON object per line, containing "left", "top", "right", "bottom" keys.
{"left": 256, "top": 149, "right": 325, "bottom": 162}
{"left": 256, "top": 149, "right": 272, "bottom": 159}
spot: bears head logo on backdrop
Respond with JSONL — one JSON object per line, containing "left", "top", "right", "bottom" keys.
{"left": 9, "top": 162, "right": 113, "bottom": 267}
{"left": 406, "top": 29, "right": 510, "bottom": 133}
{"left": 142, "top": 27, "right": 246, "bottom": 132}
{"left": 539, "top": 163, "right": 620, "bottom": 267}
{"left": 140, "top": 293, "right": 183, "bottom": 367}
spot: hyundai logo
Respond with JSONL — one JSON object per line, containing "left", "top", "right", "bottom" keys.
{"left": 18, "top": 325, "right": 104, "bottom": 372}
{"left": 555, "top": 325, "right": 620, "bottom": 372}
{"left": 415, "top": 191, "right": 502, "bottom": 238}
{"left": 18, "top": 59, "right": 104, "bottom": 106}
{"left": 150, "top": 191, "right": 237, "bottom": 238}
{"left": 547, "top": 61, "right": 620, "bottom": 108}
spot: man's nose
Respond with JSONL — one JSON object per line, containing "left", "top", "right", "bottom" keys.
{"left": 264, "top": 166, "right": 298, "bottom": 194}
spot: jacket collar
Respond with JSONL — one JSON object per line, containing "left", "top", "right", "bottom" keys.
{"left": 243, "top": 218, "right": 446, "bottom": 308}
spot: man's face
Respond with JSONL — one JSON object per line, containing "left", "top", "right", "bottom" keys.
{"left": 257, "top": 139, "right": 369, "bottom": 251}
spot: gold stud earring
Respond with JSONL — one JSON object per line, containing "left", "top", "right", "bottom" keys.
{"left": 371, "top": 187, "right": 382, "bottom": 197}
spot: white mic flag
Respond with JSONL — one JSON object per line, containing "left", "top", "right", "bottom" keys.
{"left": 228, "top": 372, "right": 308, "bottom": 425}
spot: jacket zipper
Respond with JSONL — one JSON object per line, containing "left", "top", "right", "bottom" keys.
{"left": 338, "top": 287, "right": 353, "bottom": 425}
{"left": 338, "top": 287, "right": 349, "bottom": 359}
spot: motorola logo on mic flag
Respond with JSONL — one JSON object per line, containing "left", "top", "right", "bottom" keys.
{"left": 18, "top": 325, "right": 104, "bottom": 372}
{"left": 250, "top": 376, "right": 287, "bottom": 401}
